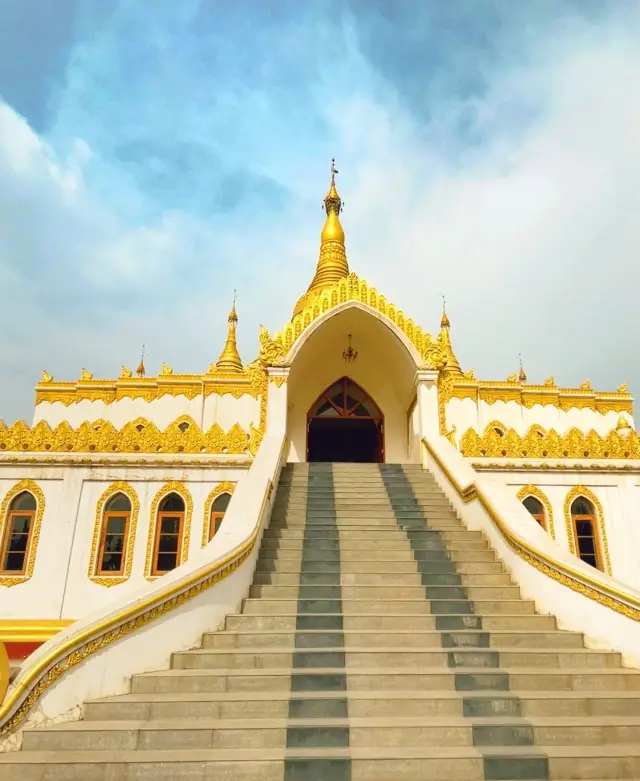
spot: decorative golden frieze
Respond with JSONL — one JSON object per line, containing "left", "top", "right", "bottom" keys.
{"left": 449, "top": 379, "right": 632, "bottom": 415}
{"left": 202, "top": 482, "right": 235, "bottom": 547}
{"left": 516, "top": 484, "right": 556, "bottom": 539}
{"left": 0, "top": 480, "right": 45, "bottom": 588}
{"left": 35, "top": 365, "right": 264, "bottom": 407}
{"left": 563, "top": 485, "right": 611, "bottom": 575}
{"left": 472, "top": 462, "right": 640, "bottom": 473}
{"left": 269, "top": 376, "right": 287, "bottom": 388}
{"left": 88, "top": 482, "right": 140, "bottom": 588}
{"left": 0, "top": 455, "right": 251, "bottom": 468}
{"left": 0, "top": 416, "right": 253, "bottom": 456}
{"left": 267, "top": 272, "right": 448, "bottom": 371}
{"left": 460, "top": 424, "right": 640, "bottom": 460}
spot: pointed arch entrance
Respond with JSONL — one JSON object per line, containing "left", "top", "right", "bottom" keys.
{"left": 306, "top": 377, "right": 384, "bottom": 463}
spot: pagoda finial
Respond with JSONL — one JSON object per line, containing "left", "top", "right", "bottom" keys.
{"left": 519, "top": 354, "right": 527, "bottom": 383}
{"left": 293, "top": 159, "right": 349, "bottom": 315}
{"left": 216, "top": 293, "right": 243, "bottom": 373}
{"left": 441, "top": 295, "right": 450, "bottom": 329}
{"left": 136, "top": 345, "right": 146, "bottom": 378}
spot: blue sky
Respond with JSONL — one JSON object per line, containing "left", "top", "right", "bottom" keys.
{"left": 0, "top": 0, "right": 639, "bottom": 422}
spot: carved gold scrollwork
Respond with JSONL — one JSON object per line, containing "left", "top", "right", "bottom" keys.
{"left": 258, "top": 326, "right": 287, "bottom": 367}
{"left": 0, "top": 416, "right": 253, "bottom": 455}
{"left": 460, "top": 424, "right": 640, "bottom": 460}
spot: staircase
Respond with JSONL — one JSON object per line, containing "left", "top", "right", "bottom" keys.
{"left": 2, "top": 462, "right": 640, "bottom": 780}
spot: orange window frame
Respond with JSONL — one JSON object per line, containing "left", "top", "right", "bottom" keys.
{"left": 522, "top": 497, "right": 546, "bottom": 531}
{"left": 96, "top": 510, "right": 132, "bottom": 576}
{"left": 571, "top": 512, "right": 603, "bottom": 571}
{"left": 152, "top": 510, "right": 185, "bottom": 576}
{"left": 0, "top": 510, "right": 36, "bottom": 575}
{"left": 209, "top": 512, "right": 224, "bottom": 542}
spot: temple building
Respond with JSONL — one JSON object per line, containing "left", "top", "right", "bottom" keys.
{"left": 0, "top": 160, "right": 638, "bottom": 656}
{"left": 0, "top": 162, "right": 640, "bottom": 779}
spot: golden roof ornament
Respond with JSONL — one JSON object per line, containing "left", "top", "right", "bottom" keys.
{"left": 518, "top": 354, "right": 527, "bottom": 383}
{"left": 581, "top": 379, "right": 593, "bottom": 391}
{"left": 40, "top": 371, "right": 53, "bottom": 384}
{"left": 216, "top": 292, "right": 244, "bottom": 373}
{"left": 544, "top": 376, "right": 555, "bottom": 387}
{"left": 438, "top": 297, "right": 462, "bottom": 376}
{"left": 120, "top": 366, "right": 133, "bottom": 379}
{"left": 80, "top": 368, "right": 93, "bottom": 381}
{"left": 616, "top": 414, "right": 633, "bottom": 438}
{"left": 618, "top": 382, "right": 628, "bottom": 393}
{"left": 136, "top": 346, "right": 146, "bottom": 378}
{"left": 293, "top": 158, "right": 349, "bottom": 315}
{"left": 160, "top": 363, "right": 173, "bottom": 376}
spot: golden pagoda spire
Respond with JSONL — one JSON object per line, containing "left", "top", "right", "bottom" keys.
{"left": 136, "top": 345, "right": 146, "bottom": 378}
{"left": 293, "top": 159, "right": 349, "bottom": 315}
{"left": 439, "top": 296, "right": 462, "bottom": 375}
{"left": 518, "top": 354, "right": 527, "bottom": 383}
{"left": 216, "top": 292, "right": 243, "bottom": 373}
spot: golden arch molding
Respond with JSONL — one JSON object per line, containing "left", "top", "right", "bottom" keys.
{"left": 516, "top": 484, "right": 556, "bottom": 539}
{"left": 563, "top": 485, "right": 611, "bottom": 576}
{"left": 145, "top": 482, "right": 193, "bottom": 580}
{"left": 0, "top": 480, "right": 45, "bottom": 588}
{"left": 202, "top": 482, "right": 236, "bottom": 547}
{"left": 88, "top": 482, "right": 140, "bottom": 588}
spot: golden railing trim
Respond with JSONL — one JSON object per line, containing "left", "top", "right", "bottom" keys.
{"left": 0, "top": 441, "right": 282, "bottom": 737}
{"left": 422, "top": 438, "right": 640, "bottom": 621}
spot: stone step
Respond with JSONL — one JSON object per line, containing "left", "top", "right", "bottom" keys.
{"left": 82, "top": 688, "right": 640, "bottom": 722}
{"left": 4, "top": 744, "right": 640, "bottom": 781}
{"left": 263, "top": 525, "right": 468, "bottom": 538}
{"left": 201, "top": 629, "right": 584, "bottom": 650}
{"left": 261, "top": 529, "right": 482, "bottom": 544}
{"left": 169, "top": 646, "right": 622, "bottom": 671}
{"left": 224, "top": 613, "right": 559, "bottom": 632}
{"left": 21, "top": 714, "right": 640, "bottom": 752}
{"left": 241, "top": 598, "right": 535, "bottom": 616}
{"left": 257, "top": 554, "right": 499, "bottom": 571}
{"left": 251, "top": 572, "right": 512, "bottom": 586}
{"left": 254, "top": 560, "right": 507, "bottom": 576}
{"left": 247, "top": 585, "right": 522, "bottom": 600}
{"left": 259, "top": 547, "right": 495, "bottom": 563}
{"left": 129, "top": 665, "right": 640, "bottom": 696}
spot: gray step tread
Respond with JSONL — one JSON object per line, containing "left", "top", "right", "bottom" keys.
{"left": 3, "top": 744, "right": 640, "bottom": 763}
{"left": 203, "top": 629, "right": 572, "bottom": 637}
{"left": 176, "top": 645, "right": 610, "bottom": 657}
{"left": 90, "top": 687, "right": 640, "bottom": 703}
{"left": 135, "top": 666, "right": 640, "bottom": 678}
{"left": 29, "top": 714, "right": 640, "bottom": 732}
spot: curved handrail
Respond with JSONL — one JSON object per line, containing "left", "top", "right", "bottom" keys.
{"left": 0, "top": 643, "right": 8, "bottom": 704}
{"left": 0, "top": 433, "right": 287, "bottom": 738}
{"left": 423, "top": 437, "right": 640, "bottom": 620}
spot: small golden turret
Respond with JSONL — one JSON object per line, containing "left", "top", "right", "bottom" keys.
{"left": 519, "top": 354, "right": 527, "bottom": 383}
{"left": 216, "top": 293, "right": 243, "bottom": 373}
{"left": 136, "top": 346, "right": 146, "bottom": 378}
{"left": 616, "top": 414, "right": 633, "bottom": 438}
{"left": 439, "top": 297, "right": 462, "bottom": 376}
{"left": 293, "top": 159, "right": 349, "bottom": 315}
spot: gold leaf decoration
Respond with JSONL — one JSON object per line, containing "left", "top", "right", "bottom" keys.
{"left": 460, "top": 424, "right": 640, "bottom": 460}
{"left": 0, "top": 416, "right": 254, "bottom": 455}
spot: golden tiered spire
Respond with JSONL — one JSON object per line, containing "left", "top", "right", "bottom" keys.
{"left": 439, "top": 297, "right": 462, "bottom": 375}
{"left": 518, "top": 354, "right": 527, "bottom": 383}
{"left": 216, "top": 293, "right": 243, "bottom": 373}
{"left": 136, "top": 346, "right": 146, "bottom": 378}
{"left": 293, "top": 159, "right": 349, "bottom": 315}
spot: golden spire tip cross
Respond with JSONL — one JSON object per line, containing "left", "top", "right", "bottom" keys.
{"left": 331, "top": 158, "right": 338, "bottom": 181}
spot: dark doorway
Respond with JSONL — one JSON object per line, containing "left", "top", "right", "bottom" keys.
{"left": 306, "top": 377, "right": 384, "bottom": 463}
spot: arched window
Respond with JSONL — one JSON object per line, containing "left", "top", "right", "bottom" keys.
{"left": 152, "top": 493, "right": 185, "bottom": 575}
{"left": 0, "top": 492, "right": 37, "bottom": 574}
{"left": 96, "top": 493, "right": 132, "bottom": 576}
{"left": 522, "top": 495, "right": 546, "bottom": 529}
{"left": 570, "top": 496, "right": 602, "bottom": 570}
{"left": 209, "top": 493, "right": 232, "bottom": 542}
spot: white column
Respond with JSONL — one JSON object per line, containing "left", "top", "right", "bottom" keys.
{"left": 415, "top": 369, "right": 440, "bottom": 439}
{"left": 266, "top": 367, "right": 290, "bottom": 436}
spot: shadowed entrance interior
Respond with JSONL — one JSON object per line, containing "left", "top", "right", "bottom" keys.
{"left": 306, "top": 377, "right": 384, "bottom": 463}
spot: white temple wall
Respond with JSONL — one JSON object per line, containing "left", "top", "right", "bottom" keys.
{"left": 0, "top": 463, "right": 249, "bottom": 620}
{"left": 407, "top": 396, "right": 421, "bottom": 463}
{"left": 478, "top": 466, "right": 640, "bottom": 592}
{"left": 446, "top": 397, "right": 629, "bottom": 439}
{"left": 32, "top": 392, "right": 259, "bottom": 432}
